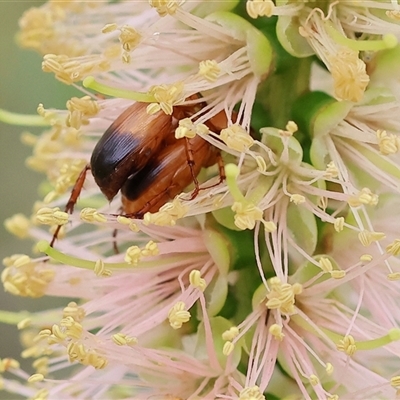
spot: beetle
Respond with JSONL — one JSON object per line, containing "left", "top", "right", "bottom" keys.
{"left": 50, "top": 95, "right": 229, "bottom": 245}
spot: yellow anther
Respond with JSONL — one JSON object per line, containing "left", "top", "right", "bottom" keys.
{"left": 330, "top": 270, "right": 346, "bottom": 279}
{"left": 334, "top": 217, "right": 344, "bottom": 232}
{"left": 148, "top": 82, "right": 184, "bottom": 115}
{"left": 391, "top": 376, "right": 400, "bottom": 388}
{"left": 356, "top": 188, "right": 379, "bottom": 206}
{"left": 175, "top": 118, "right": 196, "bottom": 139}
{"left": 319, "top": 257, "right": 333, "bottom": 273}
{"left": 141, "top": 241, "right": 159, "bottom": 257}
{"left": 33, "top": 357, "right": 48, "bottom": 375}
{"left": 358, "top": 230, "right": 386, "bottom": 247}
{"left": 377, "top": 129, "right": 400, "bottom": 155}
{"left": 239, "top": 385, "right": 265, "bottom": 400}
{"left": 119, "top": 25, "right": 141, "bottom": 51}
{"left": 223, "top": 341, "right": 234, "bottom": 356}
{"left": 266, "top": 277, "right": 302, "bottom": 315}
{"left": 149, "top": 0, "right": 181, "bottom": 16}
{"left": 63, "top": 301, "right": 85, "bottom": 322}
{"left": 263, "top": 220, "right": 277, "bottom": 233}
{"left": 231, "top": 201, "right": 263, "bottom": 230}
{"left": 4, "top": 213, "right": 31, "bottom": 238}
{"left": 189, "top": 270, "right": 207, "bottom": 291}
{"left": 0, "top": 358, "right": 20, "bottom": 372}
{"left": 309, "top": 374, "right": 319, "bottom": 386}
{"left": 246, "top": 0, "right": 274, "bottom": 19}
{"left": 290, "top": 194, "right": 305, "bottom": 205}
{"left": 198, "top": 60, "right": 220, "bottom": 82}
{"left": 112, "top": 333, "right": 138, "bottom": 346}
{"left": 51, "top": 324, "right": 67, "bottom": 341}
{"left": 80, "top": 208, "right": 107, "bottom": 223}
{"left": 168, "top": 301, "right": 191, "bottom": 329}
{"left": 360, "top": 254, "right": 373, "bottom": 262}
{"left": 318, "top": 196, "right": 328, "bottom": 210}
{"left": 326, "top": 363, "right": 334, "bottom": 375}
{"left": 124, "top": 246, "right": 141, "bottom": 266}
{"left": 35, "top": 207, "right": 69, "bottom": 225}
{"left": 143, "top": 198, "right": 187, "bottom": 226}
{"left": 387, "top": 239, "right": 400, "bottom": 256}
{"left": 222, "top": 326, "right": 239, "bottom": 341}
{"left": 94, "top": 259, "right": 112, "bottom": 277}
{"left": 329, "top": 48, "right": 369, "bottom": 102}
{"left": 28, "top": 373, "right": 44, "bottom": 383}
{"left": 101, "top": 23, "right": 117, "bottom": 33}
{"left": 269, "top": 324, "right": 285, "bottom": 341}
{"left": 337, "top": 335, "right": 357, "bottom": 356}
{"left": 325, "top": 161, "right": 339, "bottom": 179}
{"left": 220, "top": 125, "right": 254, "bottom": 152}
{"left": 117, "top": 216, "right": 139, "bottom": 232}
{"left": 17, "top": 318, "right": 32, "bottom": 330}
{"left": 255, "top": 155, "right": 267, "bottom": 173}
{"left": 387, "top": 273, "right": 400, "bottom": 281}
{"left": 387, "top": 10, "right": 400, "bottom": 20}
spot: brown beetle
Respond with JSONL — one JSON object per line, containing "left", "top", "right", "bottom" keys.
{"left": 50, "top": 96, "right": 228, "bottom": 245}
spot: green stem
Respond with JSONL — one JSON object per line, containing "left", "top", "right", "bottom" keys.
{"left": 0, "top": 109, "right": 50, "bottom": 126}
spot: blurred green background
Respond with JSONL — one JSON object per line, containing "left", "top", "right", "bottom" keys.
{"left": 0, "top": 0, "right": 78, "bottom": 378}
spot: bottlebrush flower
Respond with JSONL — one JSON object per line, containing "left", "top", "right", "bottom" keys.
{"left": 2, "top": 0, "right": 400, "bottom": 399}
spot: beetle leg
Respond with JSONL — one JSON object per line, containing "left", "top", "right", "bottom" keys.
{"left": 184, "top": 137, "right": 202, "bottom": 200}
{"left": 188, "top": 151, "right": 225, "bottom": 199}
{"left": 50, "top": 164, "right": 91, "bottom": 247}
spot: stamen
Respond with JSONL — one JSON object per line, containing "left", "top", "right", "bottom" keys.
{"left": 265, "top": 277, "right": 303, "bottom": 315}
{"left": 246, "top": 0, "right": 274, "bottom": 19}
{"left": 168, "top": 301, "right": 191, "bottom": 329}
{"left": 239, "top": 385, "right": 265, "bottom": 400}
{"left": 198, "top": 60, "right": 220, "bottom": 82}
{"left": 4, "top": 213, "right": 30, "bottom": 239}
{"left": 189, "top": 269, "right": 206, "bottom": 291}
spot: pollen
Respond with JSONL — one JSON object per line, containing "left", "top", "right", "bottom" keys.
{"left": 144, "top": 198, "right": 188, "bottom": 226}
{"left": 118, "top": 25, "right": 141, "bottom": 52}
{"left": 4, "top": 213, "right": 31, "bottom": 239}
{"left": 125, "top": 246, "right": 142, "bottom": 266}
{"left": 63, "top": 302, "right": 86, "bottom": 322}
{"left": 67, "top": 342, "right": 108, "bottom": 369}
{"left": 349, "top": 188, "right": 379, "bottom": 207}
{"left": 148, "top": 82, "right": 184, "bottom": 115}
{"left": 112, "top": 333, "right": 138, "bottom": 347}
{"left": 269, "top": 324, "right": 285, "bottom": 341}
{"left": 42, "top": 54, "right": 110, "bottom": 85}
{"left": 80, "top": 208, "right": 107, "bottom": 223}
{"left": 168, "top": 301, "right": 191, "bottom": 329}
{"left": 231, "top": 201, "right": 264, "bottom": 230}
{"left": 334, "top": 217, "right": 344, "bottom": 232}
{"left": 279, "top": 120, "right": 298, "bottom": 137}
{"left": 290, "top": 194, "right": 306, "bottom": 205}
{"left": 326, "top": 363, "right": 334, "bottom": 375}
{"left": 28, "top": 373, "right": 44, "bottom": 383}
{"left": 117, "top": 216, "right": 140, "bottom": 232}
{"left": 66, "top": 95, "right": 100, "bottom": 125}
{"left": 319, "top": 257, "right": 333, "bottom": 273}
{"left": 266, "top": 277, "right": 303, "bottom": 315}
{"left": 309, "top": 374, "right": 319, "bottom": 386}
{"left": 94, "top": 260, "right": 112, "bottom": 277}
{"left": 222, "top": 326, "right": 239, "bottom": 341}
{"left": 246, "top": 0, "right": 274, "bottom": 19}
{"left": 337, "top": 334, "right": 357, "bottom": 356}
{"left": 387, "top": 239, "right": 400, "bottom": 256}
{"left": 149, "top": 0, "right": 181, "bottom": 17}
{"left": 377, "top": 129, "right": 400, "bottom": 155}
{"left": 223, "top": 341, "right": 234, "bottom": 356}
{"left": 0, "top": 358, "right": 20, "bottom": 372}
{"left": 360, "top": 254, "right": 373, "bottom": 262}
{"left": 17, "top": 318, "right": 32, "bottom": 330}
{"left": 60, "top": 316, "right": 84, "bottom": 340}
{"left": 391, "top": 376, "right": 400, "bottom": 388}
{"left": 101, "top": 23, "right": 117, "bottom": 34}
{"left": 220, "top": 125, "right": 254, "bottom": 152}
{"left": 175, "top": 118, "right": 196, "bottom": 139}
{"left": 328, "top": 48, "right": 369, "bottom": 102}
{"left": 2, "top": 256, "right": 55, "bottom": 298}
{"left": 358, "top": 230, "right": 386, "bottom": 247}
{"left": 387, "top": 273, "right": 400, "bottom": 281}
{"left": 325, "top": 161, "right": 339, "bottom": 179}
{"left": 141, "top": 241, "right": 159, "bottom": 257}
{"left": 189, "top": 269, "right": 207, "bottom": 291}
{"left": 198, "top": 60, "right": 220, "bottom": 82}
{"left": 35, "top": 207, "right": 69, "bottom": 226}
{"left": 255, "top": 155, "right": 267, "bottom": 173}
{"left": 239, "top": 385, "right": 265, "bottom": 400}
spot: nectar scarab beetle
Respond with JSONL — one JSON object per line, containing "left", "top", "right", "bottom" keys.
{"left": 50, "top": 94, "right": 231, "bottom": 246}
